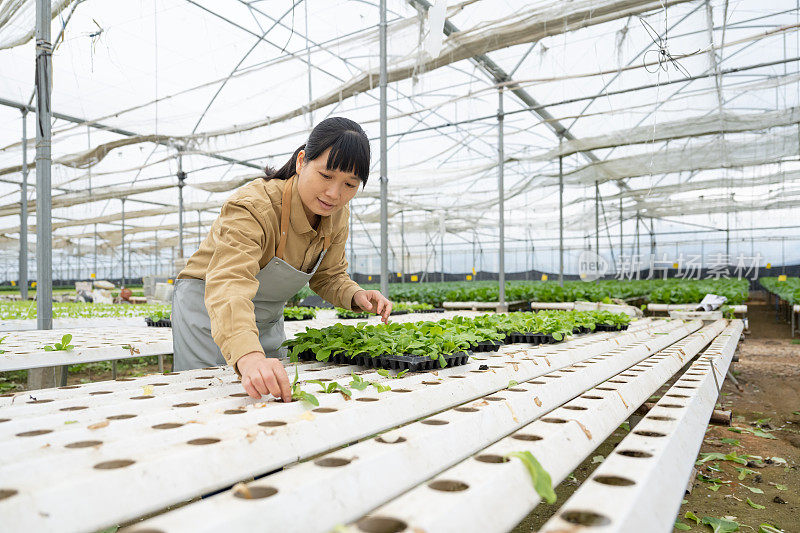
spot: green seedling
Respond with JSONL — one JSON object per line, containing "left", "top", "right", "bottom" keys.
{"left": 43, "top": 334, "right": 74, "bottom": 351}
{"left": 307, "top": 379, "right": 352, "bottom": 398}
{"left": 290, "top": 366, "right": 318, "bottom": 406}
{"left": 376, "top": 369, "right": 409, "bottom": 379}
{"left": 505, "top": 451, "right": 556, "bottom": 504}
{"left": 685, "top": 511, "right": 701, "bottom": 524}
{"left": 701, "top": 516, "right": 739, "bottom": 533}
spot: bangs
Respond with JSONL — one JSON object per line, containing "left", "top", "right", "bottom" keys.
{"left": 325, "top": 131, "right": 370, "bottom": 183}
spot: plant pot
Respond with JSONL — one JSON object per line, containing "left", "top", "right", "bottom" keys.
{"left": 145, "top": 317, "right": 172, "bottom": 327}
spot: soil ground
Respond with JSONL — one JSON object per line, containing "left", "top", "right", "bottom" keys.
{"left": 513, "top": 295, "right": 800, "bottom": 533}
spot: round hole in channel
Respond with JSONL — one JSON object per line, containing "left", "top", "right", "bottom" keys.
{"left": 617, "top": 449, "right": 653, "bottom": 458}
{"left": 65, "top": 440, "right": 102, "bottom": 449}
{"left": 608, "top": 380, "right": 627, "bottom": 384}
{"left": 224, "top": 409, "right": 246, "bottom": 415}
{"left": 152, "top": 422, "right": 184, "bottom": 430}
{"left": 581, "top": 395, "right": 603, "bottom": 400}
{"left": 107, "top": 414, "right": 136, "bottom": 420}
{"left": 0, "top": 418, "right": 8, "bottom": 424}
{"left": 162, "top": 372, "right": 179, "bottom": 375}
{"left": 376, "top": 436, "right": 407, "bottom": 444}
{"left": 469, "top": 370, "right": 486, "bottom": 374}
{"left": 173, "top": 402, "right": 199, "bottom": 408}
{"left": 563, "top": 406, "right": 588, "bottom": 411}
{"left": 115, "top": 378, "right": 135, "bottom": 382}
{"left": 512, "top": 433, "right": 543, "bottom": 442}
{"left": 356, "top": 516, "right": 408, "bottom": 533}
{"left": 0, "top": 489, "right": 18, "bottom": 501}
{"left": 186, "top": 387, "right": 207, "bottom": 391}
{"left": 449, "top": 375, "right": 466, "bottom": 379}
{"left": 149, "top": 383, "right": 169, "bottom": 386}
{"left": 258, "top": 420, "right": 287, "bottom": 427}
{"left": 356, "top": 397, "right": 379, "bottom": 402}
{"left": 428, "top": 480, "right": 469, "bottom": 492}
{"left": 529, "top": 380, "right": 546, "bottom": 385}
{"left": 593, "top": 475, "right": 636, "bottom": 487}
{"left": 130, "top": 395, "right": 154, "bottom": 400}
{"left": 561, "top": 510, "right": 612, "bottom": 526}
{"left": 313, "top": 407, "right": 337, "bottom": 413}
{"left": 681, "top": 379, "right": 700, "bottom": 382}
{"left": 90, "top": 391, "right": 113, "bottom": 395}
{"left": 58, "top": 385, "right": 80, "bottom": 389}
{"left": 666, "top": 394, "right": 689, "bottom": 399}
{"left": 675, "top": 386, "right": 697, "bottom": 389}
{"left": 541, "top": 417, "right": 567, "bottom": 424}
{"left": 314, "top": 457, "right": 351, "bottom": 467}
{"left": 60, "top": 406, "right": 88, "bottom": 411}
{"left": 633, "top": 430, "right": 666, "bottom": 437}
{"left": 94, "top": 459, "right": 135, "bottom": 470}
{"left": 27, "top": 399, "right": 53, "bottom": 404}
{"left": 485, "top": 396, "right": 505, "bottom": 402}
{"left": 596, "top": 387, "right": 615, "bottom": 391}
{"left": 0, "top": 393, "right": 14, "bottom": 397}
{"left": 202, "top": 367, "right": 218, "bottom": 370}
{"left": 229, "top": 392, "right": 249, "bottom": 397}
{"left": 16, "top": 429, "right": 52, "bottom": 437}
{"left": 454, "top": 407, "right": 479, "bottom": 413}
{"left": 421, "top": 381, "right": 441, "bottom": 385}
{"left": 194, "top": 376, "right": 214, "bottom": 380}
{"left": 649, "top": 415, "right": 675, "bottom": 421}
{"left": 391, "top": 389, "right": 412, "bottom": 393}
{"left": 660, "top": 404, "right": 684, "bottom": 408}
{"left": 188, "top": 438, "right": 220, "bottom": 446}
{"left": 475, "top": 454, "right": 509, "bottom": 464}
{"left": 507, "top": 388, "right": 527, "bottom": 392}
{"left": 489, "top": 365, "right": 504, "bottom": 369}
{"left": 233, "top": 485, "right": 278, "bottom": 499}
{"left": 421, "top": 419, "right": 449, "bottom": 426}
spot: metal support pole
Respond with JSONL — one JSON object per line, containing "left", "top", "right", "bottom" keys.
{"left": 498, "top": 88, "right": 506, "bottom": 306}
{"left": 35, "top": 0, "right": 52, "bottom": 330}
{"left": 595, "top": 180, "right": 600, "bottom": 283}
{"left": 154, "top": 229, "right": 159, "bottom": 275}
{"left": 439, "top": 213, "right": 445, "bottom": 282}
{"left": 619, "top": 197, "right": 623, "bottom": 273}
{"left": 400, "top": 210, "right": 405, "bottom": 283}
{"left": 558, "top": 147, "right": 564, "bottom": 287}
{"left": 177, "top": 152, "right": 186, "bottom": 259}
{"left": 19, "top": 110, "right": 29, "bottom": 300}
{"left": 121, "top": 198, "right": 126, "bottom": 286}
{"left": 93, "top": 223, "right": 97, "bottom": 277}
{"left": 379, "top": 0, "right": 389, "bottom": 296}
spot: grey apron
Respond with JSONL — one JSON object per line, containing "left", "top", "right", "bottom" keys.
{"left": 172, "top": 176, "right": 329, "bottom": 371}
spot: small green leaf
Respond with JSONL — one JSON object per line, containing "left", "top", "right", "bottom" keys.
{"left": 720, "top": 438, "right": 740, "bottom": 446}
{"left": 746, "top": 498, "right": 765, "bottom": 510}
{"left": 64, "top": 420, "right": 78, "bottom": 425}
{"left": 685, "top": 511, "right": 701, "bottom": 524}
{"left": 505, "top": 451, "right": 556, "bottom": 504}
{"left": 675, "top": 520, "right": 692, "bottom": 530}
{"left": 773, "top": 484, "right": 787, "bottom": 491}
{"left": 619, "top": 421, "right": 630, "bottom": 432}
{"left": 708, "top": 484, "right": 721, "bottom": 492}
{"left": 293, "top": 390, "right": 319, "bottom": 406}
{"left": 508, "top": 380, "right": 519, "bottom": 388}
{"left": 758, "top": 524, "right": 784, "bottom": 533}
{"left": 591, "top": 455, "right": 604, "bottom": 464}
{"left": 741, "top": 484, "right": 764, "bottom": 494}
{"left": 701, "top": 516, "right": 740, "bottom": 533}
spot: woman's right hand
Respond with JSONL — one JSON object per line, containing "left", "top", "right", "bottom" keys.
{"left": 235, "top": 352, "right": 291, "bottom": 402}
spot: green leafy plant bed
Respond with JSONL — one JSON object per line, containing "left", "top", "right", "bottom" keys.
{"left": 761, "top": 277, "right": 800, "bottom": 304}
{"left": 335, "top": 308, "right": 372, "bottom": 319}
{"left": 294, "top": 347, "right": 471, "bottom": 372}
{"left": 283, "top": 307, "right": 317, "bottom": 321}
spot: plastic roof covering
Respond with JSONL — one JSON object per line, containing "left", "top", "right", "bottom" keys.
{"left": 0, "top": 0, "right": 798, "bottom": 272}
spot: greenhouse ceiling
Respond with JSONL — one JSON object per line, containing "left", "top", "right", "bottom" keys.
{"left": 0, "top": 0, "right": 798, "bottom": 261}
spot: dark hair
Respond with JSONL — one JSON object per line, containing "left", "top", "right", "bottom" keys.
{"left": 265, "top": 117, "right": 370, "bottom": 186}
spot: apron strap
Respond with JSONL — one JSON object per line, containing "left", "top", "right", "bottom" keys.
{"left": 276, "top": 177, "right": 293, "bottom": 260}
{"left": 275, "top": 176, "right": 333, "bottom": 261}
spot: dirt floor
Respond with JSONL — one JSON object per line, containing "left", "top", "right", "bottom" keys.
{"left": 513, "top": 296, "right": 800, "bottom": 533}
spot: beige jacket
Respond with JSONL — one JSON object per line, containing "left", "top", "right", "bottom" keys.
{"left": 178, "top": 177, "right": 362, "bottom": 370}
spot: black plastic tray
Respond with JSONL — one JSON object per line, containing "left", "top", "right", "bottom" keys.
{"left": 336, "top": 313, "right": 372, "bottom": 319}
{"left": 283, "top": 315, "right": 314, "bottom": 322}
{"left": 594, "top": 324, "right": 630, "bottom": 332}
{"left": 470, "top": 340, "right": 504, "bottom": 352}
{"left": 145, "top": 317, "right": 172, "bottom": 327}
{"left": 503, "top": 332, "right": 555, "bottom": 345}
{"left": 412, "top": 308, "right": 446, "bottom": 314}
{"left": 295, "top": 349, "right": 471, "bottom": 372}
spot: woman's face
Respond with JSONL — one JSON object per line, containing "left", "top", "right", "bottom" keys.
{"left": 296, "top": 147, "right": 361, "bottom": 219}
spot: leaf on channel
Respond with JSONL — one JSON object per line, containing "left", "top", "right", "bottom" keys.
{"left": 746, "top": 498, "right": 766, "bottom": 510}
{"left": 505, "top": 451, "right": 556, "bottom": 504}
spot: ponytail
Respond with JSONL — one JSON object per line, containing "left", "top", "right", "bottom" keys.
{"left": 264, "top": 144, "right": 305, "bottom": 181}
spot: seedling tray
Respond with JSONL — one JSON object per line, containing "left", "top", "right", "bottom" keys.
{"left": 413, "top": 308, "right": 446, "bottom": 314}
{"left": 336, "top": 313, "right": 372, "bottom": 319}
{"left": 593, "top": 324, "right": 629, "bottom": 332}
{"left": 504, "top": 332, "right": 555, "bottom": 345}
{"left": 295, "top": 349, "right": 471, "bottom": 372}
{"left": 470, "top": 340, "right": 504, "bottom": 352}
{"left": 283, "top": 316, "right": 314, "bottom": 322}
{"left": 145, "top": 318, "right": 172, "bottom": 327}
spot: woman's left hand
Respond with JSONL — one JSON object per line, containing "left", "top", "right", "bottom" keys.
{"left": 353, "top": 290, "right": 392, "bottom": 323}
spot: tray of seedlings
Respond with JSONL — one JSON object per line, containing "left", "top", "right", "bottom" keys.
{"left": 283, "top": 307, "right": 317, "bottom": 321}
{"left": 145, "top": 310, "right": 171, "bottom": 327}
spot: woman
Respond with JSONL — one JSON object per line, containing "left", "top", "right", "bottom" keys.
{"left": 172, "top": 117, "right": 392, "bottom": 402}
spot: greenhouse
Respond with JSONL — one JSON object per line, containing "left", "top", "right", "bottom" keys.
{"left": 0, "top": 0, "right": 798, "bottom": 532}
